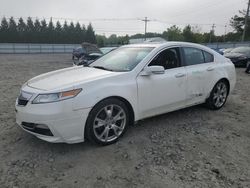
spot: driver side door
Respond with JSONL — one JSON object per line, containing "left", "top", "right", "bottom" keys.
{"left": 136, "top": 47, "right": 187, "bottom": 119}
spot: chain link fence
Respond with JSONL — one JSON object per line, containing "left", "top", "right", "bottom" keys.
{"left": 0, "top": 42, "right": 250, "bottom": 54}
{"left": 0, "top": 43, "right": 80, "bottom": 54}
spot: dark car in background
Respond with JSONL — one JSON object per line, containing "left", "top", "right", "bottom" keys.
{"left": 73, "top": 43, "right": 103, "bottom": 66}
{"left": 224, "top": 47, "right": 250, "bottom": 67}
{"left": 72, "top": 47, "right": 85, "bottom": 60}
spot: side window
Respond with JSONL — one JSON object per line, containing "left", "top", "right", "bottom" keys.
{"left": 183, "top": 47, "right": 204, "bottom": 66}
{"left": 149, "top": 48, "right": 181, "bottom": 70}
{"left": 203, "top": 51, "right": 214, "bottom": 63}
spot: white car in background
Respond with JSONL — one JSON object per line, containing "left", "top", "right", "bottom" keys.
{"left": 16, "top": 42, "right": 236, "bottom": 145}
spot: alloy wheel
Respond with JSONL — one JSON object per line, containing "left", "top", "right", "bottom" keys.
{"left": 213, "top": 82, "right": 228, "bottom": 108}
{"left": 93, "top": 104, "right": 126, "bottom": 143}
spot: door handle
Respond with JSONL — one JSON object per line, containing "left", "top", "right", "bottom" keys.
{"left": 175, "top": 73, "right": 185, "bottom": 78}
{"left": 207, "top": 67, "right": 214, "bottom": 71}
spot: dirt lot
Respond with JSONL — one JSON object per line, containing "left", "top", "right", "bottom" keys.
{"left": 0, "top": 54, "right": 249, "bottom": 188}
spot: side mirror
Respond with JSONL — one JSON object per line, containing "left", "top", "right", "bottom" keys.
{"left": 140, "top": 66, "right": 165, "bottom": 76}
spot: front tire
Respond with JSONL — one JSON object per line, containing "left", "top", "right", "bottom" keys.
{"left": 206, "top": 80, "right": 229, "bottom": 110}
{"left": 85, "top": 98, "right": 129, "bottom": 145}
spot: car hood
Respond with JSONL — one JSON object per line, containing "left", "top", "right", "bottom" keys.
{"left": 27, "top": 66, "right": 118, "bottom": 91}
{"left": 224, "top": 52, "right": 246, "bottom": 58}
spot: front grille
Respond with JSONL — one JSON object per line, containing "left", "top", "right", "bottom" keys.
{"left": 21, "top": 122, "right": 54, "bottom": 136}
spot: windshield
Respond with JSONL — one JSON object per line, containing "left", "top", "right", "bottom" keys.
{"left": 231, "top": 47, "right": 250, "bottom": 56}
{"left": 89, "top": 47, "right": 154, "bottom": 72}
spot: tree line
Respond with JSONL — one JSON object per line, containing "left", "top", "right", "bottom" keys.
{"left": 0, "top": 17, "right": 96, "bottom": 44}
{"left": 0, "top": 10, "right": 249, "bottom": 46}
{"left": 97, "top": 9, "right": 249, "bottom": 46}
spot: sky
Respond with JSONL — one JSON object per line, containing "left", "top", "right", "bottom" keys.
{"left": 0, "top": 0, "right": 247, "bottom": 36}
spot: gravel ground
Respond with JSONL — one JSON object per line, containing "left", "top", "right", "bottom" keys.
{"left": 0, "top": 54, "right": 249, "bottom": 188}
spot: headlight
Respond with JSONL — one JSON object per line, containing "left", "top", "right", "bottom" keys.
{"left": 32, "top": 88, "right": 82, "bottom": 104}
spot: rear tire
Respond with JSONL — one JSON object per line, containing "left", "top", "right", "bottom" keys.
{"left": 206, "top": 80, "right": 229, "bottom": 110}
{"left": 85, "top": 98, "right": 129, "bottom": 145}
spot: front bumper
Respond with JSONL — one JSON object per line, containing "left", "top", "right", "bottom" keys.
{"left": 16, "top": 99, "right": 91, "bottom": 144}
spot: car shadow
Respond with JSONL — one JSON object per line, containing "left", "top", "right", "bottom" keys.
{"left": 24, "top": 104, "right": 208, "bottom": 153}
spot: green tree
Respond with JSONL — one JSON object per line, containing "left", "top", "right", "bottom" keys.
{"left": 68, "top": 22, "right": 75, "bottom": 43}
{"left": 183, "top": 25, "right": 195, "bottom": 42}
{"left": 55, "top": 21, "right": 62, "bottom": 43}
{"left": 162, "top": 25, "right": 183, "bottom": 41}
{"left": 81, "top": 24, "right": 87, "bottom": 42}
{"left": 230, "top": 10, "right": 250, "bottom": 40}
{"left": 34, "top": 19, "right": 41, "bottom": 43}
{"left": 17, "top": 17, "right": 26, "bottom": 42}
{"left": 26, "top": 17, "right": 35, "bottom": 42}
{"left": 96, "top": 35, "right": 105, "bottom": 47}
{"left": 40, "top": 19, "right": 47, "bottom": 43}
{"left": 0, "top": 17, "right": 9, "bottom": 42}
{"left": 62, "top": 21, "right": 69, "bottom": 43}
{"left": 47, "top": 18, "right": 55, "bottom": 43}
{"left": 8, "top": 17, "right": 17, "bottom": 42}
{"left": 86, "top": 23, "right": 96, "bottom": 44}
{"left": 74, "top": 22, "right": 83, "bottom": 43}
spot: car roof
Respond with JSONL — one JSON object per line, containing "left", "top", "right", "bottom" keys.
{"left": 123, "top": 41, "right": 210, "bottom": 49}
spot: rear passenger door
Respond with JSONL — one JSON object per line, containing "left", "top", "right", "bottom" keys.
{"left": 182, "top": 47, "right": 216, "bottom": 105}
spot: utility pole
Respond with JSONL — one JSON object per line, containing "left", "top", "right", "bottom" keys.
{"left": 209, "top": 24, "right": 216, "bottom": 43}
{"left": 141, "top": 17, "right": 150, "bottom": 41}
{"left": 242, "top": 0, "right": 250, "bottom": 42}
{"left": 224, "top": 25, "right": 227, "bottom": 42}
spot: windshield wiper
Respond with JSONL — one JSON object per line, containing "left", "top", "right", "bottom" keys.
{"left": 92, "top": 66, "right": 114, "bottom": 71}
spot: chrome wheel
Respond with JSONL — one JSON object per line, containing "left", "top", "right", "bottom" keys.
{"left": 93, "top": 104, "right": 126, "bottom": 143}
{"left": 213, "top": 82, "right": 228, "bottom": 108}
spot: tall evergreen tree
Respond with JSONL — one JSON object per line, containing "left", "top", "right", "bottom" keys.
{"left": 47, "top": 18, "right": 55, "bottom": 43}
{"left": 74, "top": 22, "right": 82, "bottom": 43}
{"left": 34, "top": 19, "right": 41, "bottom": 43}
{"left": 17, "top": 18, "right": 26, "bottom": 42}
{"left": 86, "top": 23, "right": 96, "bottom": 44}
{"left": 81, "top": 24, "right": 87, "bottom": 42}
{"left": 0, "top": 17, "right": 9, "bottom": 42}
{"left": 40, "top": 19, "right": 47, "bottom": 43}
{"left": 0, "top": 17, "right": 97, "bottom": 44}
{"left": 68, "top": 22, "right": 75, "bottom": 43}
{"left": 8, "top": 17, "right": 17, "bottom": 42}
{"left": 62, "top": 21, "right": 69, "bottom": 43}
{"left": 26, "top": 17, "right": 35, "bottom": 43}
{"left": 55, "top": 21, "right": 62, "bottom": 43}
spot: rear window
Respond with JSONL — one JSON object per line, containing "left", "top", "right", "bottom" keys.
{"left": 183, "top": 47, "right": 204, "bottom": 65}
{"left": 203, "top": 51, "right": 214, "bottom": 63}
{"left": 183, "top": 47, "right": 214, "bottom": 66}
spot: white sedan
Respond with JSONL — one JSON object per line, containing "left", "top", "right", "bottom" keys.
{"left": 16, "top": 42, "right": 236, "bottom": 145}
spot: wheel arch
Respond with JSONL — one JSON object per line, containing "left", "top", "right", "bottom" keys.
{"left": 217, "top": 78, "right": 230, "bottom": 94}
{"left": 108, "top": 96, "right": 135, "bottom": 125}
